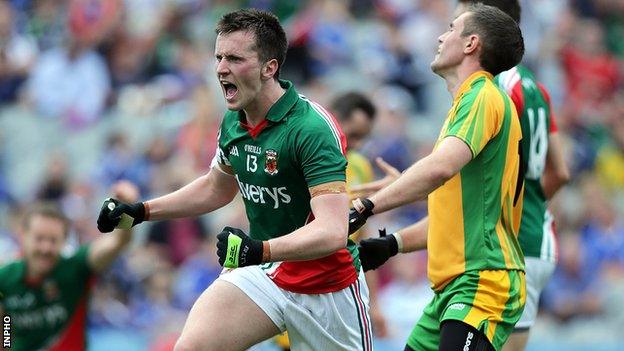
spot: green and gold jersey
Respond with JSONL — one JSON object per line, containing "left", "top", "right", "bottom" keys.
{"left": 496, "top": 65, "right": 558, "bottom": 261}
{"left": 0, "top": 246, "right": 93, "bottom": 351}
{"left": 428, "top": 71, "right": 524, "bottom": 291}
{"left": 214, "top": 79, "right": 359, "bottom": 294}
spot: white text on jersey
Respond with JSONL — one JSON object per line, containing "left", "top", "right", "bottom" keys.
{"left": 235, "top": 175, "right": 291, "bottom": 209}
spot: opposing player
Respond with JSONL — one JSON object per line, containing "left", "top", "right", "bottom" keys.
{"left": 0, "top": 181, "right": 138, "bottom": 351}
{"left": 354, "top": 8, "right": 570, "bottom": 349}
{"left": 455, "top": 1, "right": 570, "bottom": 350}
{"left": 349, "top": 4, "right": 526, "bottom": 351}
{"left": 97, "top": 9, "right": 372, "bottom": 351}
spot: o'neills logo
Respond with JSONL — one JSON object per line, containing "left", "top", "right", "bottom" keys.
{"left": 264, "top": 149, "right": 278, "bottom": 175}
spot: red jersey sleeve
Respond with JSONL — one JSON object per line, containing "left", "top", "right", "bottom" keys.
{"left": 538, "top": 83, "right": 558, "bottom": 133}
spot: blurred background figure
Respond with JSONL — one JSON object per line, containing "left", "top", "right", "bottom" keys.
{"left": 0, "top": 181, "right": 138, "bottom": 351}
{"left": 0, "top": 1, "right": 622, "bottom": 350}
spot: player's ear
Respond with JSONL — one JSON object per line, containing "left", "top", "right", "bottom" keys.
{"left": 464, "top": 34, "right": 479, "bottom": 55}
{"left": 261, "top": 58, "right": 279, "bottom": 81}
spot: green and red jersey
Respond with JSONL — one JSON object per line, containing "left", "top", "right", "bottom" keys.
{"left": 0, "top": 246, "right": 94, "bottom": 351}
{"left": 495, "top": 65, "right": 558, "bottom": 261}
{"left": 213, "top": 79, "right": 359, "bottom": 294}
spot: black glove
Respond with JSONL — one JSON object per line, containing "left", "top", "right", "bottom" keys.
{"left": 216, "top": 226, "right": 264, "bottom": 268}
{"left": 97, "top": 198, "right": 146, "bottom": 233}
{"left": 348, "top": 198, "right": 375, "bottom": 234}
{"left": 358, "top": 228, "right": 399, "bottom": 272}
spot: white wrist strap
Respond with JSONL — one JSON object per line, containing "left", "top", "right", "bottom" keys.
{"left": 394, "top": 231, "right": 404, "bottom": 253}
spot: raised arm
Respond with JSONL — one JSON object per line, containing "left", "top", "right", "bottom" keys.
{"left": 88, "top": 181, "right": 138, "bottom": 273}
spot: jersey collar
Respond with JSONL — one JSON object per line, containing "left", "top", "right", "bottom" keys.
{"left": 455, "top": 70, "right": 494, "bottom": 101}
{"left": 265, "top": 79, "right": 298, "bottom": 123}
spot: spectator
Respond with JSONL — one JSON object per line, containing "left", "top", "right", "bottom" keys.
{"left": 0, "top": 1, "right": 38, "bottom": 103}
{"left": 27, "top": 0, "right": 116, "bottom": 127}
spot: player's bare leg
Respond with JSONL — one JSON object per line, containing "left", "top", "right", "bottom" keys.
{"left": 174, "top": 280, "right": 281, "bottom": 351}
{"left": 502, "top": 331, "right": 530, "bottom": 351}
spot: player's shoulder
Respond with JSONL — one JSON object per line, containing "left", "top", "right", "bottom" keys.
{"left": 58, "top": 245, "right": 91, "bottom": 270}
{"left": 0, "top": 260, "right": 25, "bottom": 285}
{"left": 220, "top": 110, "right": 240, "bottom": 129}
{"left": 497, "top": 65, "right": 540, "bottom": 91}
{"left": 460, "top": 74, "right": 505, "bottom": 106}
{"left": 217, "top": 110, "right": 242, "bottom": 144}
{"left": 287, "top": 95, "right": 338, "bottom": 132}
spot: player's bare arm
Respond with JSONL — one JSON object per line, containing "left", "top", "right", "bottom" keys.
{"left": 267, "top": 181, "right": 349, "bottom": 262}
{"left": 88, "top": 181, "right": 139, "bottom": 273}
{"left": 542, "top": 132, "right": 570, "bottom": 200}
{"left": 367, "top": 136, "right": 473, "bottom": 214}
{"left": 395, "top": 216, "right": 429, "bottom": 253}
{"left": 97, "top": 164, "right": 239, "bottom": 233}
{"left": 146, "top": 164, "right": 239, "bottom": 221}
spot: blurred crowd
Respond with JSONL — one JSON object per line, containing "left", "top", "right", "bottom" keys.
{"left": 0, "top": 0, "right": 623, "bottom": 350}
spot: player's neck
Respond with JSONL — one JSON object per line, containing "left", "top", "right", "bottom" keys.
{"left": 243, "top": 79, "right": 286, "bottom": 127}
{"left": 445, "top": 61, "right": 483, "bottom": 99}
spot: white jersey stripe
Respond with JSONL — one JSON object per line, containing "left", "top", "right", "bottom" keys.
{"left": 499, "top": 66, "right": 520, "bottom": 94}
{"left": 310, "top": 101, "right": 344, "bottom": 152}
{"left": 299, "top": 94, "right": 344, "bottom": 152}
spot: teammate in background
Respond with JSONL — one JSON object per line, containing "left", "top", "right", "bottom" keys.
{"left": 349, "top": 4, "right": 526, "bottom": 351}
{"left": 97, "top": 9, "right": 372, "bottom": 351}
{"left": 333, "top": 92, "right": 388, "bottom": 338}
{"left": 0, "top": 181, "right": 138, "bottom": 351}
{"left": 456, "top": 2, "right": 570, "bottom": 350}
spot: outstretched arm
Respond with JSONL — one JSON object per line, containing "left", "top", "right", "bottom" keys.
{"left": 146, "top": 164, "right": 239, "bottom": 221}
{"left": 369, "top": 136, "right": 472, "bottom": 214}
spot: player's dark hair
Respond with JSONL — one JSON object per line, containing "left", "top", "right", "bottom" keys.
{"left": 22, "top": 202, "right": 70, "bottom": 236}
{"left": 461, "top": 4, "right": 524, "bottom": 76}
{"left": 330, "top": 92, "right": 377, "bottom": 122}
{"left": 458, "top": 0, "right": 521, "bottom": 23}
{"left": 216, "top": 9, "right": 288, "bottom": 79}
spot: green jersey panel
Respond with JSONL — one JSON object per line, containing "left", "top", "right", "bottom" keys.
{"left": 0, "top": 246, "right": 93, "bottom": 351}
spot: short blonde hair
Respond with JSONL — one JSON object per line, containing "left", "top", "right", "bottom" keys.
{"left": 22, "top": 202, "right": 70, "bottom": 237}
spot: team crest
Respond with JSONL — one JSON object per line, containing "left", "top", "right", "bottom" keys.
{"left": 264, "top": 149, "right": 278, "bottom": 175}
{"left": 43, "top": 280, "right": 60, "bottom": 301}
